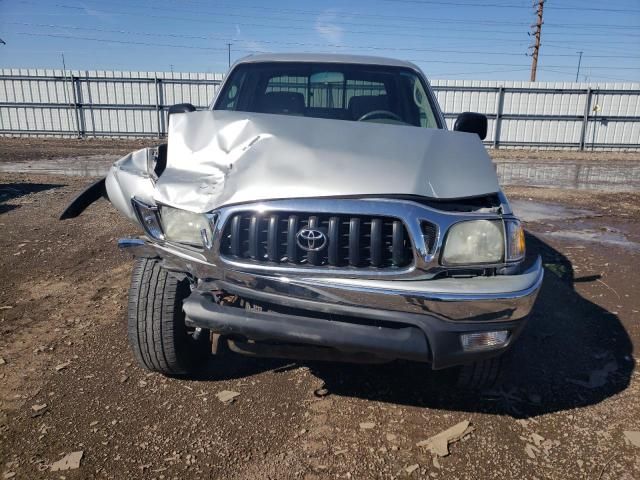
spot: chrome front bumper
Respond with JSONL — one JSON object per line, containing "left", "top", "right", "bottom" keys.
{"left": 119, "top": 237, "right": 543, "bottom": 324}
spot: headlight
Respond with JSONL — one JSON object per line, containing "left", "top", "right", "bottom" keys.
{"left": 442, "top": 219, "right": 504, "bottom": 265}
{"left": 505, "top": 220, "right": 526, "bottom": 261}
{"left": 160, "top": 206, "right": 213, "bottom": 247}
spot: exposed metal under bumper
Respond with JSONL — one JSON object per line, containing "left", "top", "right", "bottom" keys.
{"left": 183, "top": 291, "right": 430, "bottom": 362}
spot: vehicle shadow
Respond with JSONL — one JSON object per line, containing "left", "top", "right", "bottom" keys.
{"left": 305, "top": 233, "right": 635, "bottom": 418}
{"left": 195, "top": 234, "right": 634, "bottom": 418}
{"left": 0, "top": 182, "right": 62, "bottom": 214}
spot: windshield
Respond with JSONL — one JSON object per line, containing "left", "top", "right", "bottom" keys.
{"left": 214, "top": 62, "right": 441, "bottom": 128}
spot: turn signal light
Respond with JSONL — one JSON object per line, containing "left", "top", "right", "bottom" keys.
{"left": 460, "top": 331, "right": 509, "bottom": 352}
{"left": 505, "top": 220, "right": 526, "bottom": 262}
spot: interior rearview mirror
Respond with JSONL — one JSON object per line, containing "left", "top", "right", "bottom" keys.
{"left": 454, "top": 112, "right": 488, "bottom": 140}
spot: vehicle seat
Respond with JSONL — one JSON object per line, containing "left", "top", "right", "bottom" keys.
{"left": 257, "top": 92, "right": 305, "bottom": 115}
{"left": 348, "top": 95, "right": 390, "bottom": 120}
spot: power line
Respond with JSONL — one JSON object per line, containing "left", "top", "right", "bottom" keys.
{"left": 11, "top": 0, "right": 640, "bottom": 34}
{"left": 9, "top": 22, "right": 640, "bottom": 60}
{"left": 27, "top": 3, "right": 638, "bottom": 48}
{"left": 40, "top": 6, "right": 531, "bottom": 44}
{"left": 8, "top": 0, "right": 639, "bottom": 80}
{"left": 383, "top": 0, "right": 640, "bottom": 13}
{"left": 161, "top": 0, "right": 640, "bottom": 27}
{"left": 538, "top": 3, "right": 640, "bottom": 13}
{"left": 16, "top": 32, "right": 230, "bottom": 52}
{"left": 14, "top": 32, "right": 640, "bottom": 71}
{"left": 431, "top": 68, "right": 533, "bottom": 77}
{"left": 543, "top": 41, "right": 638, "bottom": 52}
{"left": 50, "top": 3, "right": 532, "bottom": 35}
{"left": 4, "top": 23, "right": 525, "bottom": 52}
{"left": 11, "top": 2, "right": 638, "bottom": 47}
{"left": 43, "top": 1, "right": 640, "bottom": 37}
{"left": 539, "top": 67, "right": 638, "bottom": 83}
{"left": 108, "top": 0, "right": 640, "bottom": 29}
{"left": 380, "top": 0, "right": 544, "bottom": 7}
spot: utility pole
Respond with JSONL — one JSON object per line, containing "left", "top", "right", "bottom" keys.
{"left": 575, "top": 51, "right": 583, "bottom": 82}
{"left": 529, "top": 0, "right": 545, "bottom": 82}
{"left": 227, "top": 43, "right": 232, "bottom": 69}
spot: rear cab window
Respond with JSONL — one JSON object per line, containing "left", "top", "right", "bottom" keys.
{"left": 214, "top": 62, "right": 441, "bottom": 129}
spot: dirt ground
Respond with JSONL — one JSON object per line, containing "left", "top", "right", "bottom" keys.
{"left": 1, "top": 170, "right": 639, "bottom": 479}
{"left": 1, "top": 137, "right": 639, "bottom": 164}
{"left": 490, "top": 149, "right": 640, "bottom": 163}
{"left": 0, "top": 138, "right": 157, "bottom": 163}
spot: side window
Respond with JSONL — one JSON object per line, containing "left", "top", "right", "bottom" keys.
{"left": 408, "top": 75, "right": 438, "bottom": 128}
{"left": 265, "top": 75, "right": 308, "bottom": 104}
{"left": 217, "top": 70, "right": 246, "bottom": 110}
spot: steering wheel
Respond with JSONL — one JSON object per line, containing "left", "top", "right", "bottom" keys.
{"left": 357, "top": 110, "right": 403, "bottom": 122}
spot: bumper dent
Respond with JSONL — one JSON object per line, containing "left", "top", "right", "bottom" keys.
{"left": 220, "top": 256, "right": 544, "bottom": 323}
{"left": 183, "top": 291, "right": 430, "bottom": 362}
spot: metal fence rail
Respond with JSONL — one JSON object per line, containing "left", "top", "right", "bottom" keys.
{"left": 432, "top": 80, "right": 640, "bottom": 151}
{"left": 1, "top": 68, "right": 639, "bottom": 150}
{"left": 0, "top": 69, "right": 222, "bottom": 138}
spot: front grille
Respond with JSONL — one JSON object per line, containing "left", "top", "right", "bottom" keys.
{"left": 219, "top": 211, "right": 414, "bottom": 269}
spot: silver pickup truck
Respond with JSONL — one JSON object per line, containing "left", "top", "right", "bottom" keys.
{"left": 62, "top": 53, "right": 543, "bottom": 389}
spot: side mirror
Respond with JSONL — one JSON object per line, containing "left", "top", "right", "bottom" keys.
{"left": 168, "top": 103, "right": 196, "bottom": 117}
{"left": 454, "top": 112, "right": 487, "bottom": 140}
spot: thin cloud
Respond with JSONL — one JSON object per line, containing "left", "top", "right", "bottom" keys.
{"left": 243, "top": 40, "right": 269, "bottom": 53}
{"left": 79, "top": 3, "right": 115, "bottom": 22}
{"left": 231, "top": 26, "right": 269, "bottom": 54}
{"left": 315, "top": 9, "right": 344, "bottom": 44}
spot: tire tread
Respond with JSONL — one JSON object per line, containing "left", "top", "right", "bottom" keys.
{"left": 127, "top": 258, "right": 207, "bottom": 376}
{"left": 456, "top": 355, "right": 503, "bottom": 390}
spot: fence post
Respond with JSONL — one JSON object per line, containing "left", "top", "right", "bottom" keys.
{"left": 85, "top": 71, "right": 96, "bottom": 138}
{"left": 154, "top": 75, "right": 162, "bottom": 138}
{"left": 70, "top": 75, "right": 83, "bottom": 138}
{"left": 493, "top": 86, "right": 505, "bottom": 149}
{"left": 579, "top": 88, "right": 592, "bottom": 151}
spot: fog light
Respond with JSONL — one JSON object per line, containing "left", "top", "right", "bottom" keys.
{"left": 460, "top": 331, "right": 509, "bottom": 352}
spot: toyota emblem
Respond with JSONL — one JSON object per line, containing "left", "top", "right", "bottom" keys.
{"left": 296, "top": 228, "right": 327, "bottom": 252}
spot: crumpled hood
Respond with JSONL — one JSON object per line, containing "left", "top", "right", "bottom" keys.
{"left": 154, "top": 110, "right": 499, "bottom": 213}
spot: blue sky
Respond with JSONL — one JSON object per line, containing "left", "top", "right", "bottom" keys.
{"left": 1, "top": 0, "right": 639, "bottom": 81}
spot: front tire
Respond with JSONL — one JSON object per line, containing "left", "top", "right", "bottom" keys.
{"left": 454, "top": 356, "right": 503, "bottom": 390}
{"left": 127, "top": 257, "right": 209, "bottom": 376}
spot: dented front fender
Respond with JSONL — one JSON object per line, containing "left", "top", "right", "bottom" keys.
{"left": 60, "top": 146, "right": 161, "bottom": 222}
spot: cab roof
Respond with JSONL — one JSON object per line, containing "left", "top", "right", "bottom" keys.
{"left": 232, "top": 53, "right": 421, "bottom": 71}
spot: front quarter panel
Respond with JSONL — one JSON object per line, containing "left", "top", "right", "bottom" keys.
{"left": 105, "top": 148, "right": 157, "bottom": 222}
